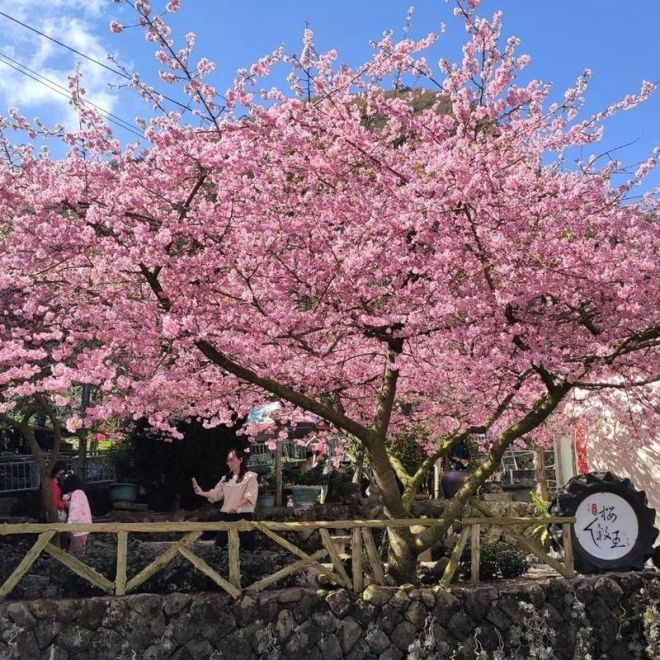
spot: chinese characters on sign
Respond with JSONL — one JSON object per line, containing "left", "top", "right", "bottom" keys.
{"left": 574, "top": 493, "right": 638, "bottom": 561}
{"left": 583, "top": 504, "right": 627, "bottom": 550}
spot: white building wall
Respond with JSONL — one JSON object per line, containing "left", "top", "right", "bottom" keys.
{"left": 587, "top": 435, "right": 660, "bottom": 530}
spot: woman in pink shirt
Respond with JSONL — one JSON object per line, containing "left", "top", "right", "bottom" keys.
{"left": 193, "top": 448, "right": 258, "bottom": 551}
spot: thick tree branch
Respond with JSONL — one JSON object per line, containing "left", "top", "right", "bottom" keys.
{"left": 195, "top": 339, "right": 372, "bottom": 445}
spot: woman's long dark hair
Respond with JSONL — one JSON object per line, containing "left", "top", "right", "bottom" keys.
{"left": 50, "top": 460, "right": 67, "bottom": 478}
{"left": 61, "top": 473, "right": 84, "bottom": 495}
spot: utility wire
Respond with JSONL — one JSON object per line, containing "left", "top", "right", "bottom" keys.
{"left": 0, "top": 51, "right": 139, "bottom": 133}
{"left": 0, "top": 53, "right": 144, "bottom": 138}
{"left": 0, "top": 9, "right": 192, "bottom": 113}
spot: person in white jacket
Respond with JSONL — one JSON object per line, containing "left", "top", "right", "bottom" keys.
{"left": 193, "top": 448, "right": 258, "bottom": 550}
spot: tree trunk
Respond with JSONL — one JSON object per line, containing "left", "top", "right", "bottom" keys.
{"left": 368, "top": 443, "right": 419, "bottom": 583}
{"left": 386, "top": 527, "right": 418, "bottom": 583}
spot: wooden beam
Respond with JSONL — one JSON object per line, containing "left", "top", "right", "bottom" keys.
{"left": 0, "top": 516, "right": 576, "bottom": 536}
{"left": 471, "top": 500, "right": 573, "bottom": 578}
{"left": 247, "top": 549, "right": 328, "bottom": 592}
{"left": 351, "top": 527, "right": 363, "bottom": 592}
{"left": 562, "top": 522, "right": 575, "bottom": 578}
{"left": 361, "top": 528, "right": 385, "bottom": 585}
{"left": 0, "top": 531, "right": 55, "bottom": 600}
{"left": 44, "top": 543, "right": 114, "bottom": 594}
{"left": 470, "top": 524, "right": 481, "bottom": 586}
{"left": 115, "top": 531, "right": 128, "bottom": 596}
{"left": 178, "top": 546, "right": 241, "bottom": 599}
{"left": 439, "top": 526, "right": 469, "bottom": 588}
{"left": 125, "top": 531, "right": 201, "bottom": 593}
{"left": 252, "top": 522, "right": 346, "bottom": 588}
{"left": 319, "top": 529, "right": 351, "bottom": 589}
{"left": 228, "top": 528, "right": 241, "bottom": 589}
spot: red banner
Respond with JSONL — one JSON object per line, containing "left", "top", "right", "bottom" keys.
{"left": 575, "top": 419, "right": 589, "bottom": 475}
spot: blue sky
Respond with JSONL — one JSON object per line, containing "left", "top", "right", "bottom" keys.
{"left": 0, "top": 0, "right": 657, "bottom": 192}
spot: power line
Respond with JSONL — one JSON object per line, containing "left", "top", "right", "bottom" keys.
{"left": 0, "top": 53, "right": 144, "bottom": 138}
{"left": 0, "top": 9, "right": 192, "bottom": 114}
{"left": 0, "top": 51, "right": 139, "bottom": 134}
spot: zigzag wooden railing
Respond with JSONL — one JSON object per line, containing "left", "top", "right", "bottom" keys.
{"left": 0, "top": 515, "right": 575, "bottom": 600}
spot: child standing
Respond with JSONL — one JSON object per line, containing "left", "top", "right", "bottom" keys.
{"left": 61, "top": 474, "right": 92, "bottom": 556}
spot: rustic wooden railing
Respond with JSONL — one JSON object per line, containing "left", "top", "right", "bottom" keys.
{"left": 0, "top": 514, "right": 575, "bottom": 601}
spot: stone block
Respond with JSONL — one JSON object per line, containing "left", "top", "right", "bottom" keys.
{"left": 317, "top": 633, "right": 343, "bottom": 660}
{"left": 485, "top": 606, "right": 511, "bottom": 631}
{"left": 404, "top": 601, "right": 427, "bottom": 628}
{"left": 6, "top": 603, "right": 36, "bottom": 629}
{"left": 162, "top": 592, "right": 192, "bottom": 617}
{"left": 594, "top": 576, "right": 624, "bottom": 607}
{"left": 275, "top": 608, "right": 295, "bottom": 643}
{"left": 362, "top": 584, "right": 395, "bottom": 606}
{"left": 389, "top": 589, "right": 411, "bottom": 610}
{"left": 364, "top": 626, "right": 390, "bottom": 654}
{"left": 378, "top": 603, "right": 403, "bottom": 634}
{"left": 185, "top": 639, "right": 214, "bottom": 659}
{"left": 390, "top": 620, "right": 417, "bottom": 651}
{"left": 43, "top": 644, "right": 69, "bottom": 660}
{"left": 310, "top": 610, "right": 340, "bottom": 633}
{"left": 339, "top": 616, "right": 362, "bottom": 654}
{"left": 351, "top": 599, "right": 376, "bottom": 626}
{"left": 462, "top": 590, "right": 490, "bottom": 622}
{"left": 431, "top": 590, "right": 459, "bottom": 626}
{"left": 378, "top": 646, "right": 404, "bottom": 660}
{"left": 346, "top": 638, "right": 374, "bottom": 660}
{"left": 325, "top": 588, "right": 352, "bottom": 618}
{"left": 447, "top": 610, "right": 475, "bottom": 640}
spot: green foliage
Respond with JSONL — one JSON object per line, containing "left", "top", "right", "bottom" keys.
{"left": 528, "top": 490, "right": 551, "bottom": 548}
{"left": 389, "top": 434, "right": 420, "bottom": 474}
{"left": 257, "top": 466, "right": 277, "bottom": 493}
{"left": 325, "top": 468, "right": 359, "bottom": 504}
{"left": 460, "top": 541, "right": 530, "bottom": 581}
{"left": 105, "top": 441, "right": 137, "bottom": 482}
{"left": 282, "top": 462, "right": 328, "bottom": 486}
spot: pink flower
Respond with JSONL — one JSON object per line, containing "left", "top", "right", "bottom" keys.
{"left": 109, "top": 21, "right": 123, "bottom": 34}
{"left": 166, "top": 0, "right": 181, "bottom": 12}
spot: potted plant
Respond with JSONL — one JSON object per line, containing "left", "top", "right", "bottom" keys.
{"left": 256, "top": 467, "right": 277, "bottom": 510}
{"left": 105, "top": 441, "right": 139, "bottom": 503}
{"left": 284, "top": 463, "right": 326, "bottom": 508}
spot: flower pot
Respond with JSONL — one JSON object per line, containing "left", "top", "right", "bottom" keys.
{"left": 257, "top": 493, "right": 276, "bottom": 510}
{"left": 110, "top": 483, "right": 139, "bottom": 504}
{"left": 440, "top": 470, "right": 469, "bottom": 498}
{"left": 290, "top": 485, "right": 322, "bottom": 509}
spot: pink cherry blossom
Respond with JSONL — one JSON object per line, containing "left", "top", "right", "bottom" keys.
{"left": 1, "top": 1, "right": 658, "bottom": 581}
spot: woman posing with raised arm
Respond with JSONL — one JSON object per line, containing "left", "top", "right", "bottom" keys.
{"left": 193, "top": 448, "right": 258, "bottom": 551}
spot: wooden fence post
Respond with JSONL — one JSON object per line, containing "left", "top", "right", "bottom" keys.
{"left": 439, "top": 526, "right": 469, "bottom": 588}
{"left": 562, "top": 522, "right": 575, "bottom": 578}
{"left": 470, "top": 523, "right": 481, "bottom": 586}
{"left": 351, "top": 527, "right": 363, "bottom": 592}
{"left": 115, "top": 530, "right": 128, "bottom": 596}
{"left": 228, "top": 528, "right": 241, "bottom": 589}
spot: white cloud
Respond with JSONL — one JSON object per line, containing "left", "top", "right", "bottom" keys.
{"left": 0, "top": 0, "right": 129, "bottom": 131}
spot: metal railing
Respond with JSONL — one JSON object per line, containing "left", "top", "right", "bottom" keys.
{"left": 0, "top": 452, "right": 115, "bottom": 494}
{"left": 246, "top": 440, "right": 308, "bottom": 469}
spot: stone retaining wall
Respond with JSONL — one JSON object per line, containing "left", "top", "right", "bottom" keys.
{"left": 1, "top": 572, "right": 658, "bottom": 659}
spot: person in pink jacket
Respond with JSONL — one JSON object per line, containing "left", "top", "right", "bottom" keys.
{"left": 61, "top": 474, "right": 92, "bottom": 555}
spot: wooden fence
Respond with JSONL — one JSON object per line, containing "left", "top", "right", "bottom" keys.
{"left": 0, "top": 514, "right": 575, "bottom": 601}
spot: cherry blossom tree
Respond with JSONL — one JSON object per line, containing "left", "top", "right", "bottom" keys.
{"left": 1, "top": 0, "right": 658, "bottom": 580}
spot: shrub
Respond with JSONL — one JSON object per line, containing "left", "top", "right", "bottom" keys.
{"left": 460, "top": 541, "right": 530, "bottom": 581}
